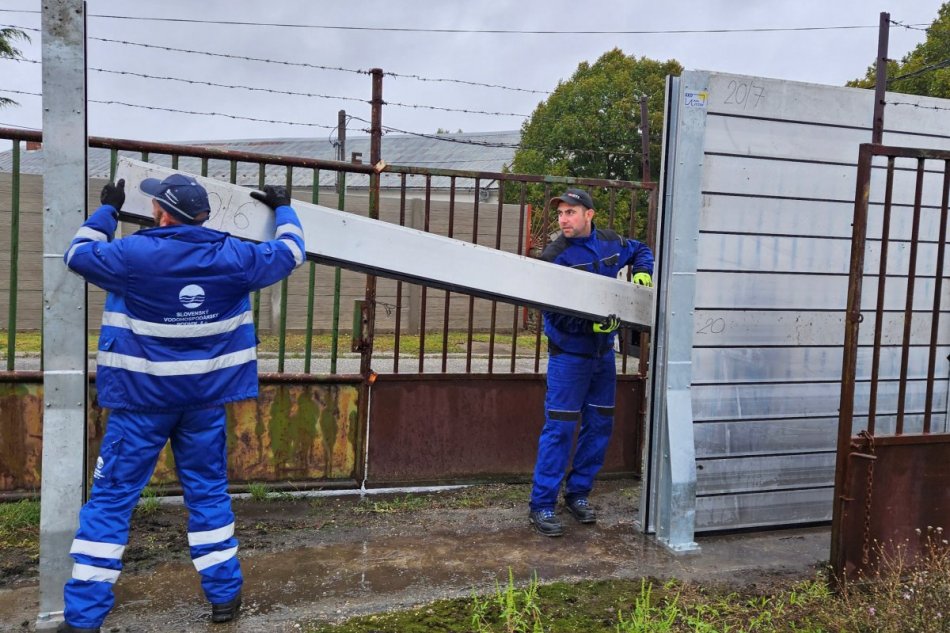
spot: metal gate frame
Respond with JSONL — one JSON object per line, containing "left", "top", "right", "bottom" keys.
{"left": 832, "top": 142, "right": 950, "bottom": 580}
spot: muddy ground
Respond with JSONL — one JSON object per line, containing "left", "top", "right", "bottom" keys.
{"left": 0, "top": 479, "right": 830, "bottom": 632}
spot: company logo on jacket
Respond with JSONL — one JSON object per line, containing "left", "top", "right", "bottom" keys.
{"left": 93, "top": 456, "right": 105, "bottom": 479}
{"left": 179, "top": 284, "right": 206, "bottom": 309}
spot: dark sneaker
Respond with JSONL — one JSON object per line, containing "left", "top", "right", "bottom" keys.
{"left": 211, "top": 592, "right": 242, "bottom": 623}
{"left": 565, "top": 497, "right": 597, "bottom": 524}
{"left": 57, "top": 622, "right": 100, "bottom": 633}
{"left": 529, "top": 509, "right": 564, "bottom": 537}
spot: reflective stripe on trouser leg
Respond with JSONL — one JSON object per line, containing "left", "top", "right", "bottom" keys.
{"left": 64, "top": 409, "right": 173, "bottom": 629}
{"left": 171, "top": 406, "right": 242, "bottom": 604}
{"left": 565, "top": 350, "right": 617, "bottom": 501}
{"left": 529, "top": 352, "right": 593, "bottom": 511}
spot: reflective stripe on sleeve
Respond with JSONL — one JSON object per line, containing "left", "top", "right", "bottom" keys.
{"left": 72, "top": 563, "right": 121, "bottom": 583}
{"left": 192, "top": 545, "right": 239, "bottom": 572}
{"left": 188, "top": 522, "right": 235, "bottom": 547}
{"left": 97, "top": 347, "right": 256, "bottom": 376}
{"left": 279, "top": 237, "right": 305, "bottom": 267}
{"left": 70, "top": 538, "right": 126, "bottom": 560}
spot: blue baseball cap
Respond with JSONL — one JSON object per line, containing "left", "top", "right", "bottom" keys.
{"left": 140, "top": 174, "right": 210, "bottom": 223}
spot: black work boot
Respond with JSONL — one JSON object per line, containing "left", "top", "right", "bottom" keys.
{"left": 528, "top": 508, "right": 564, "bottom": 537}
{"left": 565, "top": 497, "right": 597, "bottom": 524}
{"left": 57, "top": 622, "right": 100, "bottom": 633}
{"left": 211, "top": 592, "right": 242, "bottom": 623}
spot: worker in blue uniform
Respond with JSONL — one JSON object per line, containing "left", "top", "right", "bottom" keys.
{"left": 58, "top": 174, "right": 305, "bottom": 632}
{"left": 529, "top": 188, "right": 654, "bottom": 537}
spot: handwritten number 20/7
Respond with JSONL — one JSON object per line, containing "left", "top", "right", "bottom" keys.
{"left": 724, "top": 80, "right": 765, "bottom": 109}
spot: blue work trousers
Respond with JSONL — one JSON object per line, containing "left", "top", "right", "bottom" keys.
{"left": 530, "top": 349, "right": 616, "bottom": 511}
{"left": 63, "top": 406, "right": 242, "bottom": 629}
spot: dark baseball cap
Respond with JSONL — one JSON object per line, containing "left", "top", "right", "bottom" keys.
{"left": 549, "top": 188, "right": 594, "bottom": 210}
{"left": 140, "top": 174, "right": 211, "bottom": 223}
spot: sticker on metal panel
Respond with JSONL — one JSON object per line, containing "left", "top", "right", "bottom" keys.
{"left": 684, "top": 90, "right": 708, "bottom": 108}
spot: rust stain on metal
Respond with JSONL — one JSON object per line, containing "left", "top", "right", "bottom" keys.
{"left": 0, "top": 379, "right": 359, "bottom": 494}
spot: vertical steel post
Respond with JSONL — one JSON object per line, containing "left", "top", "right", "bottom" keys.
{"left": 872, "top": 12, "right": 890, "bottom": 144}
{"left": 6, "top": 140, "right": 20, "bottom": 371}
{"left": 38, "top": 1, "right": 87, "bottom": 627}
{"left": 831, "top": 143, "right": 874, "bottom": 576}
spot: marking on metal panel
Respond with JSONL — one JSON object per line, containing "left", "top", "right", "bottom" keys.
{"left": 684, "top": 90, "right": 708, "bottom": 108}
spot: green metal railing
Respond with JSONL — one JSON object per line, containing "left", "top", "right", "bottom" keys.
{"left": 1, "top": 127, "right": 656, "bottom": 377}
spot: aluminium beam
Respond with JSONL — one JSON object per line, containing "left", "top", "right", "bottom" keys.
{"left": 114, "top": 158, "right": 654, "bottom": 329}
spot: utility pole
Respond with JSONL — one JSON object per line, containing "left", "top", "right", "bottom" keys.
{"left": 872, "top": 12, "right": 890, "bottom": 143}
{"left": 336, "top": 109, "right": 346, "bottom": 194}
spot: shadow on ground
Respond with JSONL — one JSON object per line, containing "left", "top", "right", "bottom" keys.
{"left": 0, "top": 479, "right": 829, "bottom": 632}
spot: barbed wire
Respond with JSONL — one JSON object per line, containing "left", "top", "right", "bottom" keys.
{"left": 890, "top": 19, "right": 929, "bottom": 32}
{"left": 886, "top": 99, "right": 950, "bottom": 113}
{"left": 14, "top": 58, "right": 531, "bottom": 117}
{"left": 887, "top": 57, "right": 950, "bottom": 85}
{"left": 348, "top": 115, "right": 643, "bottom": 157}
{"left": 1, "top": 89, "right": 339, "bottom": 128}
{"left": 1, "top": 23, "right": 552, "bottom": 96}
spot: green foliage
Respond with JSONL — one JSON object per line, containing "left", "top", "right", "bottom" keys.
{"left": 615, "top": 579, "right": 679, "bottom": 633}
{"left": 247, "top": 482, "right": 271, "bottom": 502}
{"left": 848, "top": 3, "right": 950, "bottom": 98}
{"left": 0, "top": 499, "right": 40, "bottom": 551}
{"left": 0, "top": 27, "right": 30, "bottom": 109}
{"left": 508, "top": 48, "right": 680, "bottom": 242}
{"left": 137, "top": 486, "right": 162, "bottom": 516}
{"left": 471, "top": 568, "right": 545, "bottom": 633}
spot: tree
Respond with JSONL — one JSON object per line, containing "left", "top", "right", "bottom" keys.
{"left": 0, "top": 27, "right": 31, "bottom": 108}
{"left": 508, "top": 48, "right": 682, "bottom": 241}
{"left": 847, "top": 3, "right": 950, "bottom": 98}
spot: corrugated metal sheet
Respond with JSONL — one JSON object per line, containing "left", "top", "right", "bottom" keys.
{"left": 0, "top": 131, "right": 520, "bottom": 190}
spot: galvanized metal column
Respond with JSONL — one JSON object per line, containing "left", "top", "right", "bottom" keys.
{"left": 38, "top": 0, "right": 88, "bottom": 627}
{"left": 640, "top": 72, "right": 706, "bottom": 552}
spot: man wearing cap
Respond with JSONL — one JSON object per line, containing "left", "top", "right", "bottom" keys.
{"left": 528, "top": 188, "right": 653, "bottom": 537}
{"left": 58, "top": 175, "right": 305, "bottom": 632}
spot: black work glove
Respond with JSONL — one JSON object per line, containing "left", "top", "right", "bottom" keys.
{"left": 250, "top": 185, "right": 290, "bottom": 210}
{"left": 100, "top": 178, "right": 125, "bottom": 212}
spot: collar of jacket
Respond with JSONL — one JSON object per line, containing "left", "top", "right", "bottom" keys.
{"left": 136, "top": 224, "right": 230, "bottom": 243}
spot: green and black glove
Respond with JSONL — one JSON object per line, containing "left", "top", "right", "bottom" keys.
{"left": 593, "top": 314, "right": 621, "bottom": 334}
{"left": 632, "top": 272, "right": 653, "bottom": 287}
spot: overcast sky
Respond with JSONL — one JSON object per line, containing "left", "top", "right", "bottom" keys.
{"left": 0, "top": 0, "right": 945, "bottom": 149}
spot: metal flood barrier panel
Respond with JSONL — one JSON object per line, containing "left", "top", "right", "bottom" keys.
{"left": 832, "top": 143, "right": 950, "bottom": 580}
{"left": 648, "top": 70, "right": 950, "bottom": 540}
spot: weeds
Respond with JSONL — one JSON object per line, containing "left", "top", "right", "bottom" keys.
{"left": 0, "top": 499, "right": 40, "bottom": 552}
{"left": 615, "top": 579, "right": 679, "bottom": 632}
{"left": 137, "top": 486, "right": 161, "bottom": 515}
{"left": 471, "top": 568, "right": 544, "bottom": 633}
{"left": 247, "top": 482, "right": 271, "bottom": 502}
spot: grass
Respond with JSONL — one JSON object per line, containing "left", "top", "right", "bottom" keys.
{"left": 0, "top": 330, "right": 544, "bottom": 358}
{"left": 136, "top": 486, "right": 162, "bottom": 515}
{"left": 305, "top": 532, "right": 950, "bottom": 632}
{"left": 0, "top": 499, "right": 40, "bottom": 553}
{"left": 247, "top": 482, "right": 271, "bottom": 502}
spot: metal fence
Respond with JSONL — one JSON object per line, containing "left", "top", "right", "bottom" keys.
{"left": 832, "top": 143, "right": 950, "bottom": 579}
{"left": 0, "top": 127, "right": 657, "bottom": 377}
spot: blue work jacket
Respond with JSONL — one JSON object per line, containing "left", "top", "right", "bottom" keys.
{"left": 64, "top": 204, "right": 305, "bottom": 412}
{"left": 541, "top": 224, "right": 653, "bottom": 357}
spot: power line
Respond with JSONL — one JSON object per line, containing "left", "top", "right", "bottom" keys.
{"left": 890, "top": 19, "right": 930, "bottom": 32}
{"left": 0, "top": 9, "right": 898, "bottom": 35}
{"left": 887, "top": 57, "right": 950, "bottom": 85}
